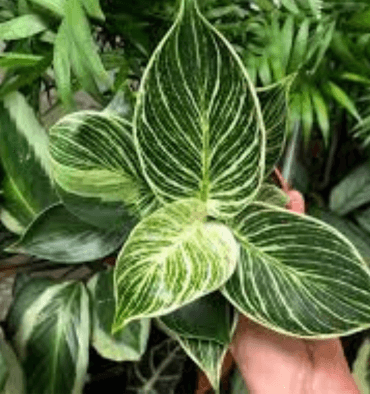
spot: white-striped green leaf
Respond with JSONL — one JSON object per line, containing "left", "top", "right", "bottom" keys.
{"left": 257, "top": 80, "right": 289, "bottom": 176}
{"left": 134, "top": 0, "right": 265, "bottom": 218}
{"left": 7, "top": 203, "right": 136, "bottom": 263}
{"left": 49, "top": 110, "right": 157, "bottom": 227}
{"left": 88, "top": 270, "right": 150, "bottom": 361}
{"left": 160, "top": 291, "right": 232, "bottom": 344}
{"left": 113, "top": 199, "right": 239, "bottom": 332}
{"left": 330, "top": 163, "right": 370, "bottom": 216}
{"left": 159, "top": 309, "right": 237, "bottom": 393}
{"left": 0, "top": 14, "right": 47, "bottom": 40}
{"left": 0, "top": 329, "right": 25, "bottom": 394}
{"left": 222, "top": 202, "right": 370, "bottom": 338}
{"left": 0, "top": 92, "right": 58, "bottom": 232}
{"left": 255, "top": 183, "right": 289, "bottom": 208}
{"left": 7, "top": 279, "right": 90, "bottom": 394}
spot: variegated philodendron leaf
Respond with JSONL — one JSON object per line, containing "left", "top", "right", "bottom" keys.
{"left": 88, "top": 270, "right": 151, "bottom": 362}
{"left": 255, "top": 183, "right": 289, "bottom": 208}
{"left": 159, "top": 307, "right": 238, "bottom": 393}
{"left": 0, "top": 92, "right": 58, "bottom": 234}
{"left": 113, "top": 199, "right": 239, "bottom": 332}
{"left": 257, "top": 79, "right": 290, "bottom": 176}
{"left": 134, "top": 0, "right": 265, "bottom": 218}
{"left": 49, "top": 110, "right": 158, "bottom": 227}
{"left": 222, "top": 202, "right": 370, "bottom": 338}
{"left": 7, "top": 279, "right": 90, "bottom": 394}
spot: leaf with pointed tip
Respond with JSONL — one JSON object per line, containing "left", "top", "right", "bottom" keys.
{"left": 134, "top": 0, "right": 265, "bottom": 218}
{"left": 160, "top": 292, "right": 232, "bottom": 345}
{"left": 0, "top": 92, "right": 58, "bottom": 232}
{"left": 7, "top": 279, "right": 90, "bottom": 394}
{"left": 113, "top": 199, "right": 239, "bottom": 332}
{"left": 222, "top": 202, "right": 370, "bottom": 338}
{"left": 0, "top": 14, "right": 47, "bottom": 40}
{"left": 80, "top": 0, "right": 105, "bottom": 20}
{"left": 7, "top": 203, "right": 136, "bottom": 263}
{"left": 255, "top": 183, "right": 289, "bottom": 208}
{"left": 329, "top": 163, "right": 370, "bottom": 216}
{"left": 257, "top": 80, "right": 289, "bottom": 176}
{"left": 49, "top": 110, "right": 158, "bottom": 228}
{"left": 88, "top": 270, "right": 150, "bottom": 361}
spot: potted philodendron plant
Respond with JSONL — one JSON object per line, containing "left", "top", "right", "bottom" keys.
{"left": 2, "top": 0, "right": 370, "bottom": 393}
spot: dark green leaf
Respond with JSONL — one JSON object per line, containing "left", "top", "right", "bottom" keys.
{"left": 7, "top": 203, "right": 136, "bottom": 263}
{"left": 160, "top": 292, "right": 232, "bottom": 345}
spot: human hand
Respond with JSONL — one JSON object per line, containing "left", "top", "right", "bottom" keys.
{"left": 230, "top": 169, "right": 360, "bottom": 394}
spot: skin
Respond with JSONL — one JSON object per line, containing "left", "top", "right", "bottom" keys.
{"left": 230, "top": 170, "right": 360, "bottom": 394}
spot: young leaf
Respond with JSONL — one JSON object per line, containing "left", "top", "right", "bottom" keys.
{"left": 88, "top": 270, "right": 151, "bottom": 361}
{"left": 160, "top": 291, "right": 232, "bottom": 345}
{"left": 113, "top": 199, "right": 239, "bottom": 332}
{"left": 49, "top": 110, "right": 154, "bottom": 224}
{"left": 0, "top": 14, "right": 46, "bottom": 40}
{"left": 7, "top": 279, "right": 90, "bottom": 394}
{"left": 329, "top": 163, "right": 370, "bottom": 215}
{"left": 7, "top": 203, "right": 136, "bottom": 263}
{"left": 134, "top": 0, "right": 265, "bottom": 218}
{"left": 222, "top": 202, "right": 370, "bottom": 337}
{"left": 255, "top": 183, "right": 289, "bottom": 208}
{"left": 0, "top": 92, "right": 58, "bottom": 231}
{"left": 257, "top": 80, "right": 289, "bottom": 176}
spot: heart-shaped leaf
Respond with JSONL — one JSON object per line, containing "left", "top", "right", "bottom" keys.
{"left": 160, "top": 291, "right": 232, "bottom": 345}
{"left": 88, "top": 270, "right": 151, "bottom": 361}
{"left": 7, "top": 278, "right": 90, "bottom": 394}
{"left": 113, "top": 199, "right": 239, "bottom": 332}
{"left": 49, "top": 110, "right": 158, "bottom": 228}
{"left": 0, "top": 92, "right": 58, "bottom": 233}
{"left": 134, "top": 0, "right": 265, "bottom": 217}
{"left": 222, "top": 202, "right": 370, "bottom": 337}
{"left": 7, "top": 203, "right": 136, "bottom": 263}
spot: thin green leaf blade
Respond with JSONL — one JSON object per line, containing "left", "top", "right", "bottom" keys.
{"left": 80, "top": 0, "right": 104, "bottom": 20}
{"left": 134, "top": 0, "right": 265, "bottom": 218}
{"left": 289, "top": 18, "right": 309, "bottom": 71}
{"left": 0, "top": 14, "right": 46, "bottom": 40}
{"left": 113, "top": 199, "right": 239, "bottom": 332}
{"left": 0, "top": 92, "right": 58, "bottom": 231}
{"left": 222, "top": 202, "right": 370, "bottom": 337}
{"left": 88, "top": 270, "right": 150, "bottom": 361}
{"left": 7, "top": 279, "right": 90, "bottom": 394}
{"left": 311, "top": 86, "right": 330, "bottom": 147}
{"left": 329, "top": 163, "right": 370, "bottom": 215}
{"left": 7, "top": 203, "right": 136, "bottom": 263}
{"left": 0, "top": 53, "right": 43, "bottom": 68}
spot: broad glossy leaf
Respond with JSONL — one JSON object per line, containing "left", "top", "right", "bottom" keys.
{"left": 255, "top": 183, "right": 289, "bottom": 208}
{"left": 113, "top": 199, "right": 239, "bottom": 331}
{"left": 0, "top": 53, "right": 43, "bottom": 68}
{"left": 88, "top": 270, "right": 150, "bottom": 361}
{"left": 330, "top": 163, "right": 370, "bottom": 215}
{"left": 160, "top": 291, "right": 232, "bottom": 344}
{"left": 222, "top": 202, "right": 370, "bottom": 337}
{"left": 257, "top": 80, "right": 289, "bottom": 176}
{"left": 134, "top": 0, "right": 265, "bottom": 218}
{"left": 0, "top": 329, "right": 25, "bottom": 394}
{"left": 7, "top": 203, "right": 135, "bottom": 263}
{"left": 49, "top": 110, "right": 157, "bottom": 226}
{"left": 0, "top": 92, "right": 58, "bottom": 231}
{"left": 309, "top": 206, "right": 370, "bottom": 267}
{"left": 7, "top": 279, "right": 90, "bottom": 394}
{"left": 0, "top": 14, "right": 46, "bottom": 40}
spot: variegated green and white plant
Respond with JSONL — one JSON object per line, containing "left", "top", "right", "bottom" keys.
{"left": 3, "top": 0, "right": 370, "bottom": 393}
